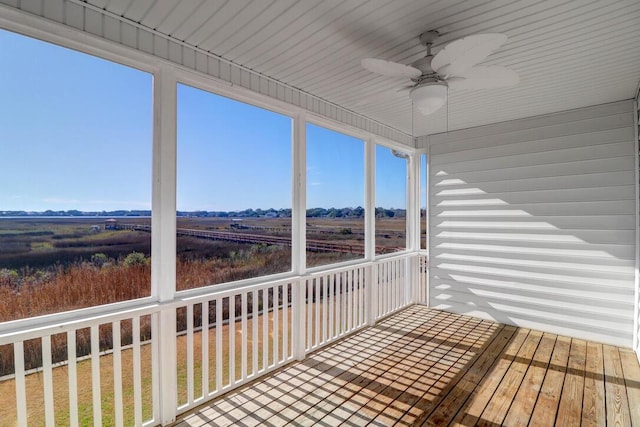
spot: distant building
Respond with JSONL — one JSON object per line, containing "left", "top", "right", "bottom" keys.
{"left": 104, "top": 219, "right": 118, "bottom": 230}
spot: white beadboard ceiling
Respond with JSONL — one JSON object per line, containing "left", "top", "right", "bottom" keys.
{"left": 85, "top": 0, "right": 639, "bottom": 136}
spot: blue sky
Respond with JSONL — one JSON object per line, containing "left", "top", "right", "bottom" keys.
{"left": 1, "top": 29, "right": 408, "bottom": 212}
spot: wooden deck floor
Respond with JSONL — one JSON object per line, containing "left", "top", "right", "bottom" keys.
{"left": 174, "top": 306, "right": 640, "bottom": 426}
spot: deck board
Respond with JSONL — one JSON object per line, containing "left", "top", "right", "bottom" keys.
{"left": 582, "top": 341, "right": 606, "bottom": 427}
{"left": 173, "top": 306, "right": 640, "bottom": 427}
{"left": 476, "top": 329, "right": 543, "bottom": 426}
{"left": 502, "top": 332, "right": 556, "bottom": 427}
{"left": 556, "top": 338, "right": 587, "bottom": 426}
{"left": 604, "top": 345, "right": 632, "bottom": 427}
{"left": 619, "top": 348, "right": 640, "bottom": 427}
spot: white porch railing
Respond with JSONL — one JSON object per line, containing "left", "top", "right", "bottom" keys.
{"left": 0, "top": 252, "right": 428, "bottom": 426}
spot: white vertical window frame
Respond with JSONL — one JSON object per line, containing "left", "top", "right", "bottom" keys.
{"left": 293, "top": 113, "right": 307, "bottom": 275}
{"left": 152, "top": 67, "right": 178, "bottom": 302}
{"left": 364, "top": 137, "right": 376, "bottom": 325}
{"left": 365, "top": 138, "right": 376, "bottom": 261}
{"left": 407, "top": 153, "right": 421, "bottom": 253}
{"left": 152, "top": 65, "right": 178, "bottom": 424}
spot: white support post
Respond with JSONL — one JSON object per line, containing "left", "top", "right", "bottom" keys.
{"left": 292, "top": 113, "right": 307, "bottom": 360}
{"left": 292, "top": 279, "right": 306, "bottom": 360}
{"left": 152, "top": 66, "right": 178, "bottom": 425}
{"left": 365, "top": 139, "right": 375, "bottom": 261}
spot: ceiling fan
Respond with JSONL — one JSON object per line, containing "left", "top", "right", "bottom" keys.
{"left": 361, "top": 30, "right": 519, "bottom": 115}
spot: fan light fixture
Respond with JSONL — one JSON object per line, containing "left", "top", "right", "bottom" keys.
{"left": 410, "top": 83, "right": 447, "bottom": 116}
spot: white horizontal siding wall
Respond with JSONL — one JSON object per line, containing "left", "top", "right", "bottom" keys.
{"left": 421, "top": 100, "right": 637, "bottom": 347}
{"left": 0, "top": 0, "right": 413, "bottom": 147}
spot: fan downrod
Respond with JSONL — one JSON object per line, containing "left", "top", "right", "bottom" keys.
{"left": 411, "top": 30, "right": 440, "bottom": 77}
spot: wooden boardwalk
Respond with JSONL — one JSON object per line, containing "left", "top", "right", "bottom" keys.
{"left": 174, "top": 306, "right": 640, "bottom": 426}
{"left": 120, "top": 223, "right": 402, "bottom": 254}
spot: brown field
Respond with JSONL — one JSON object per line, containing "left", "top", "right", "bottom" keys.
{"left": 0, "top": 215, "right": 406, "bottom": 321}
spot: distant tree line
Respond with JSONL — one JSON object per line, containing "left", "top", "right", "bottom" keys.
{"left": 2, "top": 207, "right": 407, "bottom": 219}
{"left": 0, "top": 210, "right": 152, "bottom": 217}
{"left": 175, "top": 207, "right": 406, "bottom": 218}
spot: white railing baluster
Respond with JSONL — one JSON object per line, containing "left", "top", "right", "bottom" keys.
{"left": 367, "top": 264, "right": 375, "bottom": 324}
{"left": 353, "top": 268, "right": 362, "bottom": 329}
{"left": 42, "top": 336, "right": 55, "bottom": 426}
{"left": 229, "top": 297, "right": 235, "bottom": 385}
{"left": 389, "top": 260, "right": 398, "bottom": 313}
{"left": 252, "top": 290, "right": 258, "bottom": 374}
{"left": 322, "top": 276, "right": 328, "bottom": 343}
{"left": 361, "top": 267, "right": 366, "bottom": 325}
{"left": 132, "top": 317, "right": 142, "bottom": 426}
{"left": 345, "top": 271, "right": 351, "bottom": 332}
{"left": 112, "top": 321, "right": 123, "bottom": 427}
{"left": 91, "top": 325, "right": 102, "bottom": 427}
{"left": 241, "top": 292, "right": 248, "bottom": 381}
{"left": 351, "top": 270, "right": 356, "bottom": 329}
{"left": 216, "top": 298, "right": 222, "bottom": 392}
{"left": 343, "top": 272, "right": 349, "bottom": 334}
{"left": 273, "top": 285, "right": 279, "bottom": 365}
{"left": 67, "top": 331, "right": 79, "bottom": 427}
{"left": 383, "top": 262, "right": 388, "bottom": 314}
{"left": 262, "top": 290, "right": 268, "bottom": 371}
{"left": 393, "top": 260, "right": 398, "bottom": 312}
{"left": 186, "top": 305, "right": 194, "bottom": 404}
{"left": 421, "top": 256, "right": 424, "bottom": 302}
{"left": 14, "top": 341, "right": 27, "bottom": 426}
{"left": 314, "top": 278, "right": 328, "bottom": 346}
{"left": 151, "top": 313, "right": 160, "bottom": 424}
{"left": 202, "top": 301, "right": 209, "bottom": 399}
{"left": 345, "top": 270, "right": 353, "bottom": 333}
{"left": 379, "top": 263, "right": 384, "bottom": 316}
{"left": 329, "top": 274, "right": 335, "bottom": 338}
{"left": 338, "top": 272, "right": 344, "bottom": 336}
{"left": 306, "top": 280, "right": 312, "bottom": 350}
{"left": 378, "top": 263, "right": 382, "bottom": 317}
{"left": 334, "top": 273, "right": 339, "bottom": 336}
{"left": 391, "top": 260, "right": 397, "bottom": 311}
{"left": 314, "top": 278, "right": 320, "bottom": 348}
{"left": 402, "top": 259, "right": 407, "bottom": 307}
{"left": 283, "top": 284, "right": 289, "bottom": 360}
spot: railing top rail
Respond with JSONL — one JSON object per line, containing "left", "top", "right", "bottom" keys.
{"left": 0, "top": 252, "right": 417, "bottom": 344}
{"left": 304, "top": 252, "right": 413, "bottom": 278}
{"left": 177, "top": 275, "right": 302, "bottom": 304}
{"left": 0, "top": 301, "right": 162, "bottom": 344}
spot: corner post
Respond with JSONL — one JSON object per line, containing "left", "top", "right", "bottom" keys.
{"left": 151, "top": 66, "right": 178, "bottom": 425}
{"left": 292, "top": 113, "right": 307, "bottom": 360}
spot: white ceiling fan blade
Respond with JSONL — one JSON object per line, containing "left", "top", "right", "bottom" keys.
{"left": 431, "top": 33, "right": 508, "bottom": 77}
{"left": 361, "top": 58, "right": 422, "bottom": 79}
{"left": 446, "top": 66, "right": 519, "bottom": 90}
